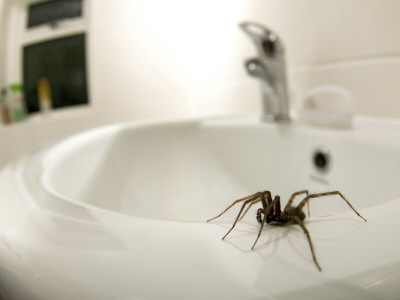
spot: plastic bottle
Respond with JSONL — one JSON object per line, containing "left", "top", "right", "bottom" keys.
{"left": 1, "top": 88, "right": 11, "bottom": 125}
{"left": 37, "top": 77, "right": 52, "bottom": 115}
{"left": 10, "top": 84, "right": 26, "bottom": 122}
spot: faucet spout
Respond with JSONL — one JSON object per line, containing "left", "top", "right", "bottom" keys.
{"left": 240, "top": 22, "right": 290, "bottom": 122}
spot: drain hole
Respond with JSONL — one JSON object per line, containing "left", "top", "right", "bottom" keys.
{"left": 313, "top": 149, "right": 330, "bottom": 172}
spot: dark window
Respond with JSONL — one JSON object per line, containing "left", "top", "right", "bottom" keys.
{"left": 27, "top": 0, "right": 83, "bottom": 28}
{"left": 23, "top": 34, "right": 89, "bottom": 113}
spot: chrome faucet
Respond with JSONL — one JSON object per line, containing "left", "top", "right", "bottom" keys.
{"left": 240, "top": 22, "right": 290, "bottom": 122}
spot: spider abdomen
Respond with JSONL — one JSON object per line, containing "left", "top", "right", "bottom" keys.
{"left": 284, "top": 206, "right": 306, "bottom": 222}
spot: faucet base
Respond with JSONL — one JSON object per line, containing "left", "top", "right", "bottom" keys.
{"left": 262, "top": 114, "right": 290, "bottom": 123}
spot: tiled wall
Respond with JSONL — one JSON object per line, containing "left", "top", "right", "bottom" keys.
{"left": 303, "top": 0, "right": 400, "bottom": 118}
{"left": 88, "top": 0, "right": 312, "bottom": 119}
{"left": 89, "top": 0, "right": 400, "bottom": 120}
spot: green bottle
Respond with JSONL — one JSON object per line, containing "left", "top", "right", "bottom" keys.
{"left": 10, "top": 84, "right": 26, "bottom": 122}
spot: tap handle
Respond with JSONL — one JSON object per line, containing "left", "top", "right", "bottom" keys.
{"left": 239, "top": 21, "right": 284, "bottom": 57}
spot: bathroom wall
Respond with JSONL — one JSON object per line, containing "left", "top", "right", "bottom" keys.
{"left": 303, "top": 0, "right": 400, "bottom": 119}
{"left": 1, "top": 0, "right": 400, "bottom": 167}
{"left": 0, "top": 0, "right": 3, "bottom": 31}
{"left": 89, "top": 0, "right": 400, "bottom": 120}
{"left": 88, "top": 0, "right": 314, "bottom": 120}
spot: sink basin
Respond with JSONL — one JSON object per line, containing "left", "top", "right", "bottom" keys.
{"left": 1, "top": 115, "right": 400, "bottom": 299}
{"left": 42, "top": 116, "right": 400, "bottom": 221}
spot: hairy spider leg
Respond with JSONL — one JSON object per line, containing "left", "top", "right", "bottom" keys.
{"left": 284, "top": 190, "right": 309, "bottom": 216}
{"left": 284, "top": 190, "right": 309, "bottom": 211}
{"left": 275, "top": 194, "right": 284, "bottom": 218}
{"left": 295, "top": 191, "right": 367, "bottom": 222}
{"left": 293, "top": 216, "right": 322, "bottom": 271}
{"left": 251, "top": 195, "right": 281, "bottom": 249}
{"left": 207, "top": 192, "right": 263, "bottom": 222}
{"left": 239, "top": 199, "right": 261, "bottom": 221}
{"left": 239, "top": 191, "right": 272, "bottom": 221}
{"left": 222, "top": 191, "right": 272, "bottom": 240}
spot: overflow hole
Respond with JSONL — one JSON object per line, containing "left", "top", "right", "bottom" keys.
{"left": 313, "top": 148, "right": 331, "bottom": 173}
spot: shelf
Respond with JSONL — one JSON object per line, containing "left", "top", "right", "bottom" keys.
{"left": 0, "top": 105, "right": 93, "bottom": 132}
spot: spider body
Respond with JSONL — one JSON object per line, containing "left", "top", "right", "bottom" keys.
{"left": 207, "top": 190, "right": 366, "bottom": 271}
{"left": 256, "top": 206, "right": 305, "bottom": 225}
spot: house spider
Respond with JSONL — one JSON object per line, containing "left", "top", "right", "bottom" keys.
{"left": 207, "top": 190, "right": 367, "bottom": 271}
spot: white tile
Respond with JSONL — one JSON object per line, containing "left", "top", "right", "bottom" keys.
{"left": 189, "top": 78, "right": 261, "bottom": 116}
{"left": 240, "top": 0, "right": 315, "bottom": 67}
{"left": 308, "top": 0, "right": 400, "bottom": 63}
{"left": 288, "top": 67, "right": 314, "bottom": 112}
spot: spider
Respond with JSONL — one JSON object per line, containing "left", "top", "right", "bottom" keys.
{"left": 207, "top": 190, "right": 367, "bottom": 271}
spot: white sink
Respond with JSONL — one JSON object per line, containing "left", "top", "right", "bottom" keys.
{"left": 1, "top": 115, "right": 400, "bottom": 299}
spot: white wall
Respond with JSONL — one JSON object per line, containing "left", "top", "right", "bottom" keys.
{"left": 88, "top": 0, "right": 400, "bottom": 121}
{"left": 1, "top": 0, "right": 400, "bottom": 167}
{"left": 0, "top": 0, "right": 6, "bottom": 87}
{"left": 304, "top": 0, "right": 400, "bottom": 118}
{"left": 88, "top": 0, "right": 259, "bottom": 121}
{"left": 0, "top": 0, "right": 3, "bottom": 33}
{"left": 88, "top": 0, "right": 314, "bottom": 121}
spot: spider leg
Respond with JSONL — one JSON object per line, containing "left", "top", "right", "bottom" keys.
{"left": 251, "top": 195, "right": 280, "bottom": 249}
{"left": 221, "top": 194, "right": 263, "bottom": 240}
{"left": 252, "top": 209, "right": 267, "bottom": 250}
{"left": 238, "top": 199, "right": 261, "bottom": 221}
{"left": 293, "top": 216, "right": 322, "bottom": 271}
{"left": 284, "top": 190, "right": 309, "bottom": 211}
{"left": 207, "top": 192, "right": 262, "bottom": 222}
{"left": 295, "top": 191, "right": 367, "bottom": 221}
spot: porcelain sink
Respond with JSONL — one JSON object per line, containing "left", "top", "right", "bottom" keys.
{"left": 42, "top": 116, "right": 400, "bottom": 221}
{"left": 1, "top": 115, "right": 400, "bottom": 299}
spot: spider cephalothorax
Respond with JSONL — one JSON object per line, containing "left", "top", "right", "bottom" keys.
{"left": 208, "top": 190, "right": 366, "bottom": 271}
